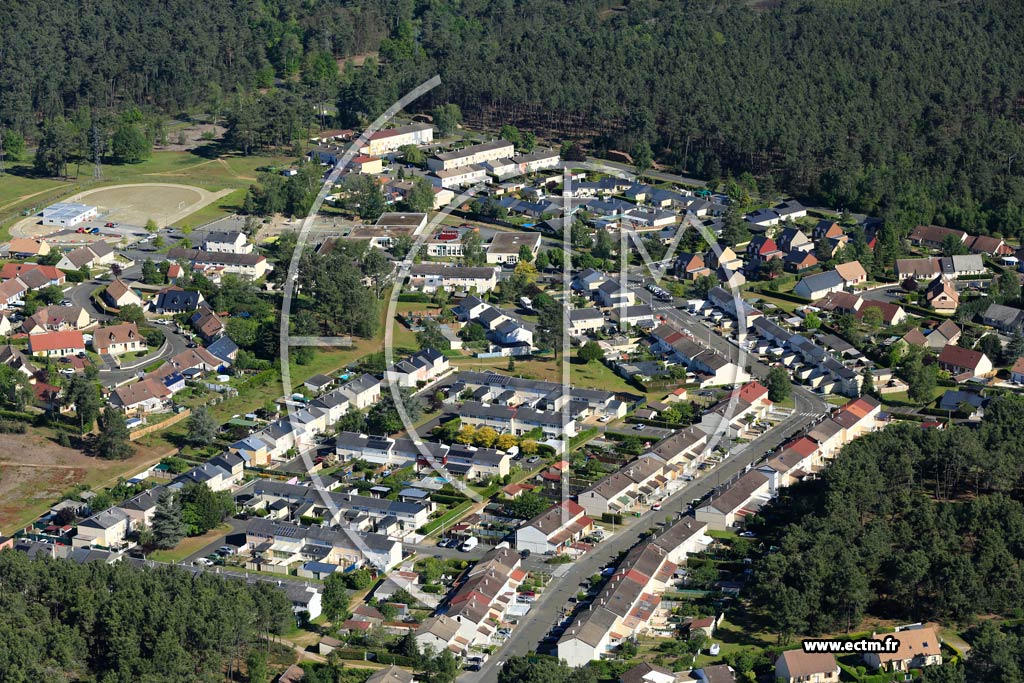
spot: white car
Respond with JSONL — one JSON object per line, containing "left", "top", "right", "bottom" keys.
{"left": 194, "top": 558, "right": 214, "bottom": 567}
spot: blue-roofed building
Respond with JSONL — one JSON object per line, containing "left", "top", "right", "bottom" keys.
{"left": 207, "top": 335, "right": 239, "bottom": 365}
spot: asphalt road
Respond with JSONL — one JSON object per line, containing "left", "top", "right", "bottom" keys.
{"left": 468, "top": 296, "right": 829, "bottom": 680}
{"left": 467, "top": 396, "right": 821, "bottom": 680}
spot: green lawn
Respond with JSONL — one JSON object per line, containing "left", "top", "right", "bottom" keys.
{"left": 0, "top": 149, "right": 294, "bottom": 240}
{"left": 880, "top": 386, "right": 945, "bottom": 409}
{"left": 148, "top": 523, "right": 232, "bottom": 563}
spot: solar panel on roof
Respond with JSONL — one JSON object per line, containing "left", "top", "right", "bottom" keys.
{"left": 484, "top": 374, "right": 510, "bottom": 386}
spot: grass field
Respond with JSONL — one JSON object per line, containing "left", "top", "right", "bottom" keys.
{"left": 0, "top": 149, "right": 294, "bottom": 241}
{"left": 148, "top": 523, "right": 232, "bottom": 563}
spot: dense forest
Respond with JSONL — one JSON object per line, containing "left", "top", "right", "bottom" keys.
{"left": 4, "top": 1, "right": 1024, "bottom": 239}
{"left": 750, "top": 394, "right": 1024, "bottom": 641}
{"left": 0, "top": 551, "right": 293, "bottom": 683}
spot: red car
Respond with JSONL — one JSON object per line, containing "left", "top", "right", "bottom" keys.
{"left": 76, "top": 227, "right": 87, "bottom": 233}
{"left": 104, "top": 222, "right": 115, "bottom": 227}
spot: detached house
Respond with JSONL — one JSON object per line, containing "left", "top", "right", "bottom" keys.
{"left": 28, "top": 330, "right": 86, "bottom": 358}
{"left": 908, "top": 224, "right": 966, "bottom": 249}
{"left": 938, "top": 345, "right": 993, "bottom": 379}
{"left": 109, "top": 378, "right": 172, "bottom": 415}
{"left": 153, "top": 286, "right": 204, "bottom": 314}
{"left": 924, "top": 276, "right": 959, "bottom": 311}
{"left": 794, "top": 270, "right": 845, "bottom": 300}
{"left": 103, "top": 279, "right": 144, "bottom": 309}
{"left": 834, "top": 260, "right": 868, "bottom": 286}
{"left": 384, "top": 348, "right": 450, "bottom": 388}
{"left": 93, "top": 323, "right": 146, "bottom": 356}
{"left": 863, "top": 627, "right": 942, "bottom": 673}
{"left": 775, "top": 227, "right": 813, "bottom": 254}
{"left": 775, "top": 650, "right": 839, "bottom": 683}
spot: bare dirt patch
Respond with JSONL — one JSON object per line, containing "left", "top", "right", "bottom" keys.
{"left": 9, "top": 182, "right": 231, "bottom": 237}
{"left": 155, "top": 124, "right": 227, "bottom": 152}
{"left": 0, "top": 429, "right": 171, "bottom": 533}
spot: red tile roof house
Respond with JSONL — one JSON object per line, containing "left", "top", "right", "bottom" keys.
{"left": 0, "top": 263, "right": 66, "bottom": 287}
{"left": 938, "top": 345, "right": 993, "bottom": 380}
{"left": 28, "top": 330, "right": 86, "bottom": 358}
{"left": 93, "top": 323, "right": 147, "bottom": 356}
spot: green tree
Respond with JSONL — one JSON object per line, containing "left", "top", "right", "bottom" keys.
{"left": 179, "top": 482, "right": 233, "bottom": 535}
{"left": 116, "top": 303, "right": 145, "bottom": 325}
{"left": 432, "top": 104, "right": 462, "bottom": 136}
{"left": 461, "top": 229, "right": 486, "bottom": 266}
{"left": 322, "top": 573, "right": 352, "bottom": 622}
{"left": 145, "top": 218, "right": 159, "bottom": 233}
{"left": 185, "top": 406, "right": 219, "bottom": 447}
{"left": 416, "top": 318, "right": 450, "bottom": 351}
{"left": 499, "top": 125, "right": 521, "bottom": 146}
{"left": 765, "top": 366, "right": 791, "bottom": 403}
{"left": 66, "top": 375, "right": 102, "bottom": 432}
{"left": 399, "top": 144, "right": 426, "bottom": 165}
{"left": 34, "top": 117, "right": 74, "bottom": 177}
{"left": 633, "top": 139, "right": 653, "bottom": 175}
{"left": 141, "top": 259, "right": 163, "bottom": 284}
{"left": 246, "top": 649, "right": 269, "bottom": 683}
{"left": 111, "top": 122, "right": 151, "bottom": 163}
{"left": 507, "top": 490, "right": 550, "bottom": 520}
{"left": 405, "top": 176, "right": 436, "bottom": 213}
{"left": 2, "top": 129, "right": 25, "bottom": 161}
{"left": 151, "top": 489, "right": 185, "bottom": 549}
{"left": 577, "top": 340, "right": 603, "bottom": 364}
{"left": 96, "top": 406, "right": 133, "bottom": 459}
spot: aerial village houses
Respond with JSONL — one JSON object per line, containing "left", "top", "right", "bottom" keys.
{"left": 937, "top": 345, "right": 993, "bottom": 379}
{"left": 28, "top": 330, "right": 86, "bottom": 358}
{"left": 93, "top": 323, "right": 146, "bottom": 356}
{"left": 862, "top": 627, "right": 943, "bottom": 673}
{"left": 103, "top": 278, "right": 144, "bottom": 309}
{"left": 515, "top": 500, "right": 593, "bottom": 555}
{"left": 359, "top": 123, "right": 434, "bottom": 156}
{"left": 775, "top": 651, "right": 840, "bottom": 683}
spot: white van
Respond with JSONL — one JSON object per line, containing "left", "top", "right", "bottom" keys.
{"left": 460, "top": 536, "right": 479, "bottom": 552}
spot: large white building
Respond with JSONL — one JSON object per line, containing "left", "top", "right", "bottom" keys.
{"left": 428, "top": 140, "right": 516, "bottom": 172}
{"left": 359, "top": 123, "right": 434, "bottom": 156}
{"left": 42, "top": 202, "right": 98, "bottom": 227}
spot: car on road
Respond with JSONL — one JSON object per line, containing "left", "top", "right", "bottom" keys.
{"left": 105, "top": 222, "right": 115, "bottom": 227}
{"left": 60, "top": 300, "right": 73, "bottom": 306}
{"left": 194, "top": 558, "right": 214, "bottom": 566}
{"left": 651, "top": 503, "right": 662, "bottom": 511}
{"left": 519, "top": 548, "right": 531, "bottom": 558}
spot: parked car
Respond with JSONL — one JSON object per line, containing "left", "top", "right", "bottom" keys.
{"left": 526, "top": 456, "right": 540, "bottom": 464}
{"left": 89, "top": 227, "right": 100, "bottom": 234}
{"left": 634, "top": 424, "right": 646, "bottom": 431}
{"left": 105, "top": 222, "right": 115, "bottom": 227}
{"left": 194, "top": 558, "right": 214, "bottom": 566}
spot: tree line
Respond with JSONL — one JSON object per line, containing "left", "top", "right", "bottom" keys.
{"left": 9, "top": 1, "right": 1024, "bottom": 242}
{"left": 0, "top": 550, "right": 293, "bottom": 683}
{"left": 751, "top": 394, "right": 1024, "bottom": 641}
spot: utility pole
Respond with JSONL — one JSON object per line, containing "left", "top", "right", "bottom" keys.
{"left": 0, "top": 126, "right": 5, "bottom": 176}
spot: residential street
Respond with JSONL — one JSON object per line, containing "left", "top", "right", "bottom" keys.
{"left": 467, "top": 295, "right": 831, "bottom": 681}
